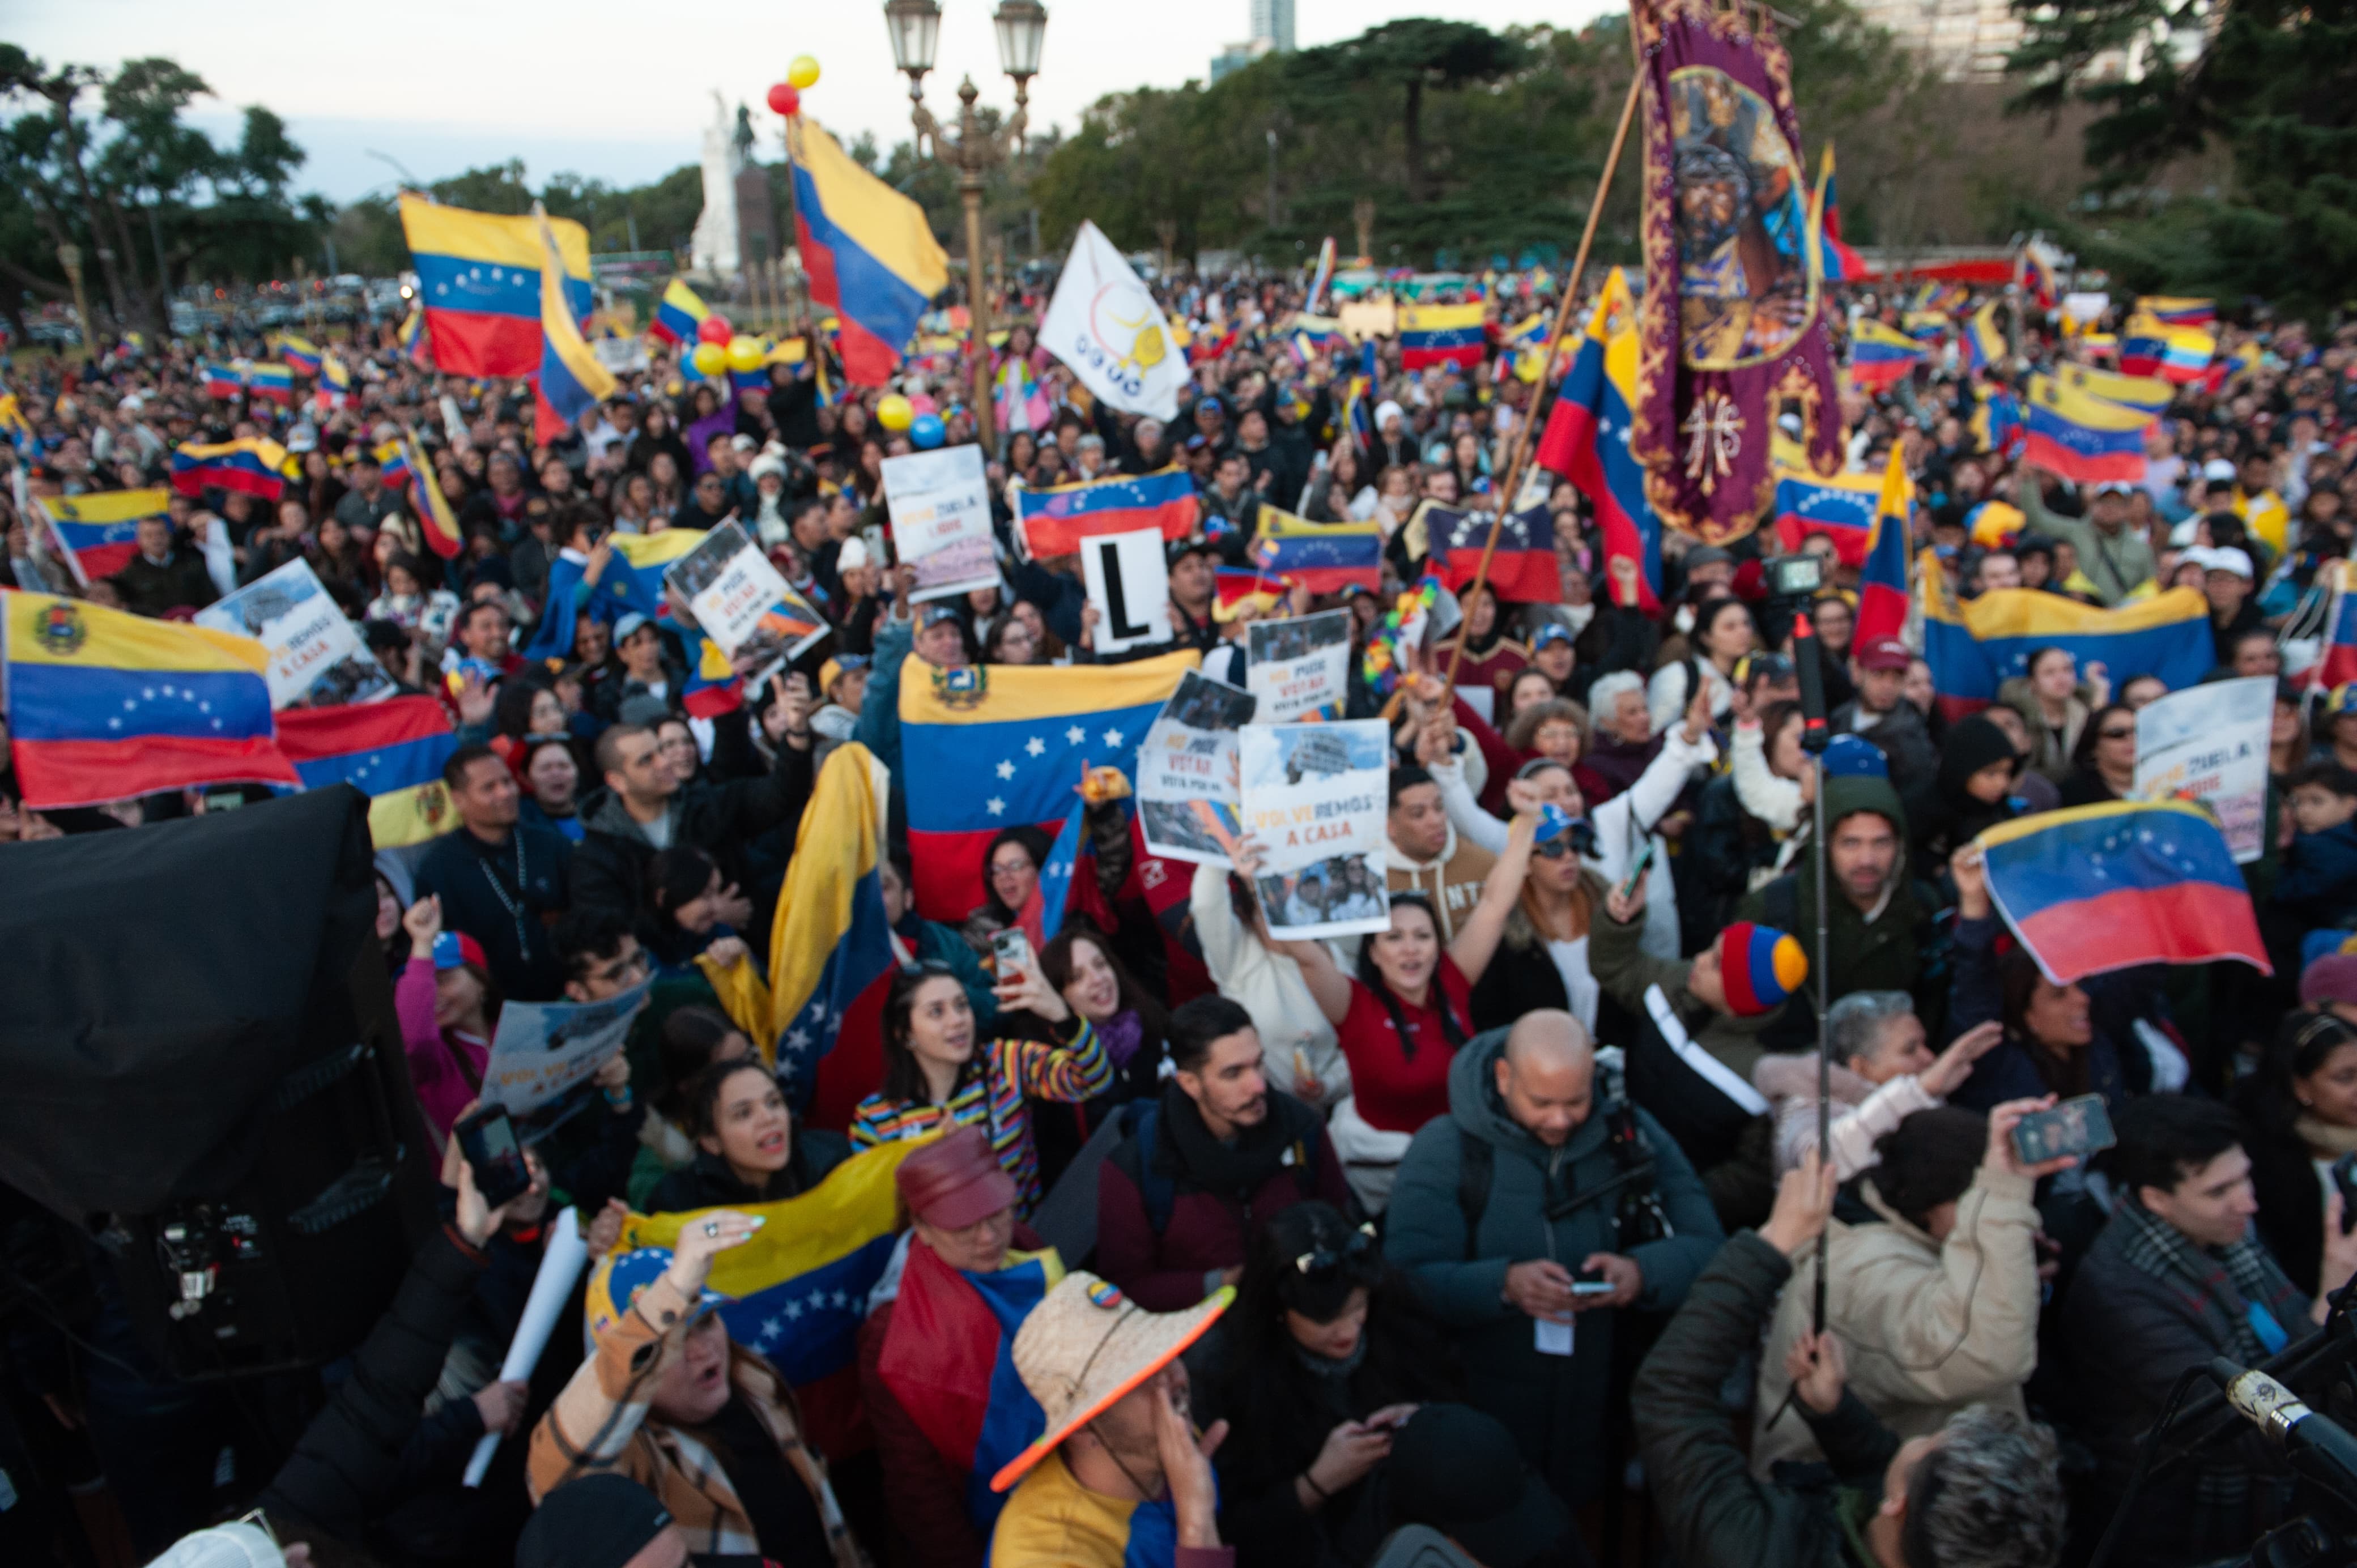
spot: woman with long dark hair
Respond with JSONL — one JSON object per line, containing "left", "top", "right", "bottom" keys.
{"left": 1190, "top": 1201, "right": 1463, "bottom": 1568}
{"left": 2058, "top": 700, "right": 2139, "bottom": 807}
{"left": 627, "top": 1004, "right": 755, "bottom": 1208}
{"left": 646, "top": 1058, "right": 852, "bottom": 1213}
{"left": 2235, "top": 1008, "right": 2357, "bottom": 1295}
{"left": 847, "top": 959, "right": 1111, "bottom": 1215}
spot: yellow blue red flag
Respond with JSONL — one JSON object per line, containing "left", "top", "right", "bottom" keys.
{"left": 785, "top": 116, "right": 950, "bottom": 386}
{"left": 532, "top": 206, "right": 618, "bottom": 445}
{"left": 399, "top": 193, "right": 592, "bottom": 377}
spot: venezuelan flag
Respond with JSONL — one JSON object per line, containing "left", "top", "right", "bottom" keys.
{"left": 1809, "top": 144, "right": 1866, "bottom": 283}
{"left": 1307, "top": 236, "right": 1337, "bottom": 311}
{"left": 201, "top": 361, "right": 246, "bottom": 400}
{"left": 1534, "top": 269, "right": 1660, "bottom": 610}
{"left": 521, "top": 529, "right": 706, "bottom": 663}
{"left": 786, "top": 115, "right": 948, "bottom": 387}
{"left": 1977, "top": 800, "right": 2267, "bottom": 983}
{"left": 1772, "top": 470, "right": 1883, "bottom": 565}
{"left": 1960, "top": 302, "right": 2006, "bottom": 374}
{"left": 398, "top": 305, "right": 430, "bottom": 369}
{"left": 272, "top": 335, "right": 323, "bottom": 376}
{"left": 2120, "top": 319, "right": 2213, "bottom": 384}
{"left": 1848, "top": 321, "right": 1926, "bottom": 393}
{"left": 2054, "top": 363, "right": 2172, "bottom": 416}
{"left": 2, "top": 593, "right": 299, "bottom": 808}
{"left": 2138, "top": 296, "right": 2215, "bottom": 330}
{"left": 1902, "top": 310, "right": 1951, "bottom": 342}
{"left": 1969, "top": 387, "right": 2026, "bottom": 462}
{"left": 1920, "top": 553, "right": 2209, "bottom": 718}
{"left": 36, "top": 488, "right": 167, "bottom": 582}
{"left": 617, "top": 1137, "right": 923, "bottom": 1458}
{"left": 1398, "top": 302, "right": 1486, "bottom": 370}
{"left": 1215, "top": 567, "right": 1286, "bottom": 620}
{"left": 1967, "top": 500, "right": 2026, "bottom": 549}
{"left": 1856, "top": 444, "right": 1912, "bottom": 645}
{"left": 2016, "top": 238, "right": 2062, "bottom": 309}
{"left": 400, "top": 193, "right": 592, "bottom": 378}
{"left": 0, "top": 390, "right": 32, "bottom": 452}
{"left": 1420, "top": 501, "right": 1563, "bottom": 605}
{"left": 678, "top": 625, "right": 744, "bottom": 719}
{"left": 531, "top": 208, "right": 618, "bottom": 446}
{"left": 276, "top": 696, "right": 459, "bottom": 849}
{"left": 901, "top": 651, "right": 1196, "bottom": 923}
{"left": 317, "top": 353, "right": 355, "bottom": 407}
{"left": 1249, "top": 506, "right": 1382, "bottom": 593}
{"left": 2022, "top": 372, "right": 2151, "bottom": 485}
{"left": 243, "top": 363, "right": 296, "bottom": 405}
{"left": 1012, "top": 467, "right": 1198, "bottom": 561}
{"left": 2311, "top": 561, "right": 2357, "bottom": 693}
{"left": 394, "top": 434, "right": 463, "bottom": 560}
{"left": 172, "top": 437, "right": 289, "bottom": 501}
{"left": 878, "top": 1241, "right": 1062, "bottom": 1534}
{"left": 649, "top": 277, "right": 711, "bottom": 346}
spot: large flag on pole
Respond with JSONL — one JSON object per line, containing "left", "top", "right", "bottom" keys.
{"left": 1535, "top": 267, "right": 1661, "bottom": 611}
{"left": 399, "top": 194, "right": 592, "bottom": 378}
{"left": 1854, "top": 443, "right": 1912, "bottom": 646}
{"left": 784, "top": 115, "right": 950, "bottom": 387}
{"left": 1037, "top": 220, "right": 1190, "bottom": 420}
{"left": 531, "top": 205, "right": 619, "bottom": 446}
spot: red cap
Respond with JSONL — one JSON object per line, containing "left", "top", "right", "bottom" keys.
{"left": 1856, "top": 637, "right": 1912, "bottom": 672}
{"left": 896, "top": 1124, "right": 1018, "bottom": 1231}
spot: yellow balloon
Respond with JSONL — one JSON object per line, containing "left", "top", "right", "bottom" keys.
{"left": 664, "top": 377, "right": 685, "bottom": 397}
{"left": 726, "top": 335, "right": 765, "bottom": 372}
{"left": 877, "top": 393, "right": 913, "bottom": 431}
{"left": 788, "top": 55, "right": 821, "bottom": 90}
{"left": 691, "top": 342, "right": 726, "bottom": 376}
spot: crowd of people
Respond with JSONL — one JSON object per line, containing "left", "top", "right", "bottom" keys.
{"left": 8, "top": 255, "right": 2357, "bottom": 1568}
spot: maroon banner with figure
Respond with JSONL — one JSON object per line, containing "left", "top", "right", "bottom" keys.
{"left": 1630, "top": 0, "right": 1844, "bottom": 547}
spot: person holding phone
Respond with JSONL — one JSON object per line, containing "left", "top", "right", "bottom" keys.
{"left": 646, "top": 1058, "right": 850, "bottom": 1214}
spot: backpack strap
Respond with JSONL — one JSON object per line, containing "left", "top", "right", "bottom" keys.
{"left": 1456, "top": 1128, "right": 1494, "bottom": 1261}
{"left": 1116, "top": 1100, "right": 1176, "bottom": 1237}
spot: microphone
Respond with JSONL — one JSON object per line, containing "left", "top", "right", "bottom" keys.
{"left": 2209, "top": 1356, "right": 2357, "bottom": 1507}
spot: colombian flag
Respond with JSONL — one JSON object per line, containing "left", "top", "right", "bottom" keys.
{"left": 785, "top": 116, "right": 949, "bottom": 387}
{"left": 2022, "top": 372, "right": 2151, "bottom": 485}
{"left": 1978, "top": 800, "right": 2267, "bottom": 984}
{"left": 618, "top": 1139, "right": 922, "bottom": 1458}
{"left": 1855, "top": 444, "right": 1912, "bottom": 646}
{"left": 878, "top": 1242, "right": 1062, "bottom": 1535}
{"left": 272, "top": 335, "right": 323, "bottom": 376}
{"left": 1848, "top": 321, "right": 1926, "bottom": 393}
{"left": 276, "top": 696, "right": 459, "bottom": 849}
{"left": 649, "top": 278, "right": 711, "bottom": 346}
{"left": 532, "top": 207, "right": 619, "bottom": 446}
{"left": 900, "top": 652, "right": 1197, "bottom": 923}
{"left": 1772, "top": 470, "right": 1883, "bottom": 566}
{"left": 36, "top": 489, "right": 167, "bottom": 582}
{"left": 1921, "top": 554, "right": 2208, "bottom": 719}
{"left": 172, "top": 437, "right": 288, "bottom": 501}
{"left": 1012, "top": 468, "right": 1198, "bottom": 561}
{"left": 1249, "top": 506, "right": 1382, "bottom": 593}
{"left": 2, "top": 593, "right": 299, "bottom": 809}
{"left": 1535, "top": 268, "right": 1659, "bottom": 610}
{"left": 400, "top": 193, "right": 593, "bottom": 378}
{"left": 1398, "top": 302, "right": 1486, "bottom": 370}
{"left": 243, "top": 363, "right": 296, "bottom": 405}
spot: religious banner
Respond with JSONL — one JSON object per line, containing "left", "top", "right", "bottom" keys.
{"left": 1631, "top": 0, "right": 1844, "bottom": 546}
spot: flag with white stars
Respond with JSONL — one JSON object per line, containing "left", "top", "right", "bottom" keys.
{"left": 1977, "top": 799, "right": 2267, "bottom": 984}
{"left": 399, "top": 192, "right": 592, "bottom": 378}
{"left": 899, "top": 648, "right": 1198, "bottom": 922}
{"left": 1920, "top": 551, "right": 2212, "bottom": 714}
{"left": 617, "top": 1138, "right": 925, "bottom": 1456}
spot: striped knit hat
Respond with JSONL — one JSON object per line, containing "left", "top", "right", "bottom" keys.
{"left": 1718, "top": 922, "right": 1807, "bottom": 1017}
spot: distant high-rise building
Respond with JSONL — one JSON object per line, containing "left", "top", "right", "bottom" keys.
{"left": 1250, "top": 0, "right": 1296, "bottom": 53}
{"left": 1847, "top": 0, "right": 2020, "bottom": 79}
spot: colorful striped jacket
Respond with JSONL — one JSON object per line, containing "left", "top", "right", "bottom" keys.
{"left": 848, "top": 1020, "right": 1110, "bottom": 1214}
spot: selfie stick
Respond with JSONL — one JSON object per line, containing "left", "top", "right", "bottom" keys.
{"left": 1789, "top": 609, "right": 1834, "bottom": 1337}
{"left": 463, "top": 1205, "right": 590, "bottom": 1487}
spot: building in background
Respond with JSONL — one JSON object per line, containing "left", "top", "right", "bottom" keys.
{"left": 1848, "top": 0, "right": 2022, "bottom": 79}
{"left": 1211, "top": 0, "right": 1295, "bottom": 84}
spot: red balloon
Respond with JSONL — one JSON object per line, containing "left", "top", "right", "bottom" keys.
{"left": 767, "top": 83, "right": 801, "bottom": 117}
{"left": 697, "top": 315, "right": 733, "bottom": 346}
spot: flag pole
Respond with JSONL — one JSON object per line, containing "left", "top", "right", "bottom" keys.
{"left": 1436, "top": 59, "right": 1644, "bottom": 700}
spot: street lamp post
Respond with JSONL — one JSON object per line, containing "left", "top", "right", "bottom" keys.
{"left": 883, "top": 0, "right": 1048, "bottom": 453}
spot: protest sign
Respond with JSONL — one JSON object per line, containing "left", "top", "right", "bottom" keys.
{"left": 1246, "top": 609, "right": 1351, "bottom": 723}
{"left": 1082, "top": 526, "right": 1173, "bottom": 655}
{"left": 662, "top": 521, "right": 829, "bottom": 689}
{"left": 1039, "top": 220, "right": 1192, "bottom": 420}
{"left": 480, "top": 980, "right": 653, "bottom": 1121}
{"left": 2133, "top": 674, "right": 2272, "bottom": 863}
{"left": 882, "top": 444, "right": 997, "bottom": 603}
{"left": 1138, "top": 669, "right": 1257, "bottom": 865}
{"left": 1238, "top": 718, "right": 1391, "bottom": 938}
{"left": 195, "top": 558, "right": 393, "bottom": 709}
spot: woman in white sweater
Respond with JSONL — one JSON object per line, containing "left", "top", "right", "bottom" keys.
{"left": 1188, "top": 860, "right": 1349, "bottom": 1112}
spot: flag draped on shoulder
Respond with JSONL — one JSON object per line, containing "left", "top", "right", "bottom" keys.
{"left": 2, "top": 592, "right": 299, "bottom": 808}
{"left": 1535, "top": 267, "right": 1660, "bottom": 610}
{"left": 399, "top": 193, "right": 592, "bottom": 378}
{"left": 784, "top": 115, "right": 950, "bottom": 387}
{"left": 522, "top": 530, "right": 707, "bottom": 663}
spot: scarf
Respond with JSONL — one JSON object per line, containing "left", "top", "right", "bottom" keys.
{"left": 2109, "top": 1196, "right": 2294, "bottom": 1365}
{"left": 1096, "top": 1009, "right": 1146, "bottom": 1071}
{"left": 1155, "top": 1080, "right": 1307, "bottom": 1199}
{"left": 2297, "top": 1114, "right": 2357, "bottom": 1161}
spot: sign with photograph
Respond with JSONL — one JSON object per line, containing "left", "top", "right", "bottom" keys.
{"left": 662, "top": 522, "right": 829, "bottom": 691}
{"left": 1138, "top": 669, "right": 1257, "bottom": 865}
{"left": 1237, "top": 718, "right": 1391, "bottom": 938}
{"left": 480, "top": 981, "right": 653, "bottom": 1120}
{"left": 195, "top": 558, "right": 393, "bottom": 709}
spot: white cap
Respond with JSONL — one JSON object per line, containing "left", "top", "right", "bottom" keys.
{"left": 2169, "top": 518, "right": 2201, "bottom": 547}
{"left": 2202, "top": 457, "right": 2239, "bottom": 482}
{"left": 837, "top": 536, "right": 870, "bottom": 572}
{"left": 2202, "top": 546, "right": 2254, "bottom": 581}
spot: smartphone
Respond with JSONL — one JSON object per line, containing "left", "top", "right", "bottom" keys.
{"left": 454, "top": 1105, "right": 533, "bottom": 1209}
{"left": 990, "top": 927, "right": 1034, "bottom": 983}
{"left": 2010, "top": 1093, "right": 2117, "bottom": 1166}
{"left": 1615, "top": 840, "right": 1655, "bottom": 904}
{"left": 2333, "top": 1153, "right": 2357, "bottom": 1235}
{"left": 1570, "top": 1266, "right": 1615, "bottom": 1298}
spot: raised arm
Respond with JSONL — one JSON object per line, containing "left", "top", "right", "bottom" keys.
{"left": 1448, "top": 810, "right": 1537, "bottom": 986}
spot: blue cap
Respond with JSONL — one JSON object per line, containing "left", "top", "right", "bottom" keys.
{"left": 431, "top": 931, "right": 464, "bottom": 970}
{"left": 1822, "top": 735, "right": 1890, "bottom": 778}
{"left": 1534, "top": 803, "right": 1579, "bottom": 845}
{"left": 1531, "top": 622, "right": 1575, "bottom": 650}
{"left": 584, "top": 1246, "right": 729, "bottom": 1346}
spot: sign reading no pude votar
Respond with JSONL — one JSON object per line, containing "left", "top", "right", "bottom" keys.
{"left": 1237, "top": 718, "right": 1392, "bottom": 939}
{"left": 2133, "top": 674, "right": 2271, "bottom": 864}
{"left": 1247, "top": 608, "right": 1352, "bottom": 723}
{"left": 661, "top": 521, "right": 828, "bottom": 692}
{"left": 882, "top": 444, "right": 998, "bottom": 603}
{"left": 1138, "top": 668, "right": 1257, "bottom": 866}
{"left": 480, "top": 980, "right": 653, "bottom": 1123}
{"left": 195, "top": 557, "right": 393, "bottom": 709}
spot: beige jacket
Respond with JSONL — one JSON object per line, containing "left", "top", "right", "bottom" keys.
{"left": 1750, "top": 1164, "right": 2040, "bottom": 1475}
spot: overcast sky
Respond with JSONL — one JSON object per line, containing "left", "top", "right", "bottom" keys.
{"left": 4, "top": 0, "right": 1612, "bottom": 204}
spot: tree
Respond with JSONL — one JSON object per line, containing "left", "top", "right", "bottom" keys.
{"left": 1290, "top": 20, "right": 1528, "bottom": 204}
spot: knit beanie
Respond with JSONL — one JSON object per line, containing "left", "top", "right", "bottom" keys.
{"left": 1718, "top": 922, "right": 1807, "bottom": 1017}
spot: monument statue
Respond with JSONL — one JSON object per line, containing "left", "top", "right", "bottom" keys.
{"left": 690, "top": 91, "right": 742, "bottom": 280}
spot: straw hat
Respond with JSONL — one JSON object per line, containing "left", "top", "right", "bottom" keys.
{"left": 988, "top": 1271, "right": 1232, "bottom": 1493}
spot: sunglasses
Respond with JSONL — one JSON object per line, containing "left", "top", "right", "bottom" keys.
{"left": 1294, "top": 1224, "right": 1377, "bottom": 1279}
{"left": 1533, "top": 834, "right": 1578, "bottom": 859}
{"left": 2098, "top": 726, "right": 2135, "bottom": 741}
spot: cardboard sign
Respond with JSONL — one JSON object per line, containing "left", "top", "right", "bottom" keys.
{"left": 883, "top": 444, "right": 998, "bottom": 603}
{"left": 2134, "top": 675, "right": 2272, "bottom": 864}
{"left": 662, "top": 521, "right": 828, "bottom": 690}
{"left": 195, "top": 557, "right": 393, "bottom": 709}
{"left": 1246, "top": 609, "right": 1352, "bottom": 723}
{"left": 1082, "top": 527, "right": 1173, "bottom": 654}
{"left": 1237, "top": 718, "right": 1391, "bottom": 938}
{"left": 1138, "top": 669, "right": 1258, "bottom": 866}
{"left": 480, "top": 981, "right": 653, "bottom": 1120}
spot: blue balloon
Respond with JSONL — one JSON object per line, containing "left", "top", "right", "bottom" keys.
{"left": 910, "top": 412, "right": 946, "bottom": 449}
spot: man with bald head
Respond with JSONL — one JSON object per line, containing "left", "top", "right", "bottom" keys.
{"left": 1385, "top": 1011, "right": 1724, "bottom": 1514}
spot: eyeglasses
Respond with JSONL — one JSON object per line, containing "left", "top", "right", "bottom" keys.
{"left": 1294, "top": 1224, "right": 1377, "bottom": 1279}
{"left": 2098, "top": 726, "right": 2136, "bottom": 741}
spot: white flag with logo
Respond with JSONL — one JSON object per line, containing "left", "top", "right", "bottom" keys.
{"left": 1039, "top": 220, "right": 1189, "bottom": 421}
